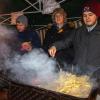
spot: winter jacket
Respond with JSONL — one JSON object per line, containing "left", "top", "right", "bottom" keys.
{"left": 54, "top": 23, "right": 100, "bottom": 67}
{"left": 17, "top": 28, "right": 41, "bottom": 54}
{"left": 18, "top": 29, "right": 41, "bottom": 48}
{"left": 43, "top": 24, "right": 74, "bottom": 64}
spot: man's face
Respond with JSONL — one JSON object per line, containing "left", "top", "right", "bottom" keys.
{"left": 16, "top": 23, "right": 26, "bottom": 32}
{"left": 83, "top": 11, "right": 97, "bottom": 27}
{"left": 55, "top": 13, "right": 65, "bottom": 25}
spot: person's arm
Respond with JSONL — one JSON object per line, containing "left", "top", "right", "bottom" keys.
{"left": 48, "top": 30, "right": 75, "bottom": 57}
{"left": 54, "top": 30, "right": 74, "bottom": 50}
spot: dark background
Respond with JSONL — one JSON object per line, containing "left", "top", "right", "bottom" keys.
{"left": 1, "top": 0, "right": 100, "bottom": 25}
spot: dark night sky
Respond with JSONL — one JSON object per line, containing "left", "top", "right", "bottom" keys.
{"left": 1, "top": 0, "right": 87, "bottom": 25}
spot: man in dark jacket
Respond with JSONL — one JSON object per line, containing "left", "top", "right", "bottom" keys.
{"left": 16, "top": 15, "right": 41, "bottom": 54}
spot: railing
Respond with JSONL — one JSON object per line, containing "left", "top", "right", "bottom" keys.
{"left": 36, "top": 26, "right": 48, "bottom": 45}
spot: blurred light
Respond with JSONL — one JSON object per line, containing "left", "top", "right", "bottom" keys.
{"left": 42, "top": 0, "right": 60, "bottom": 14}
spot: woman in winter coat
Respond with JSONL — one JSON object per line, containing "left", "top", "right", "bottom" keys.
{"left": 43, "top": 8, "right": 75, "bottom": 70}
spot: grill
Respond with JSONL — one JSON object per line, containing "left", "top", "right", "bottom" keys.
{"left": 8, "top": 81, "right": 97, "bottom": 100}
{"left": 0, "top": 72, "right": 98, "bottom": 100}
{"left": 0, "top": 73, "right": 9, "bottom": 89}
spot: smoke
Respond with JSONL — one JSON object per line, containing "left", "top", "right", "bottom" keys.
{"left": 5, "top": 49, "right": 57, "bottom": 86}
{"left": 0, "top": 25, "right": 16, "bottom": 71}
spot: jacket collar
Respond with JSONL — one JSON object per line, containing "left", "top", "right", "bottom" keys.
{"left": 86, "top": 21, "right": 97, "bottom": 32}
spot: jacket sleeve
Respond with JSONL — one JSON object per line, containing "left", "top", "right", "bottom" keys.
{"left": 53, "top": 30, "right": 75, "bottom": 51}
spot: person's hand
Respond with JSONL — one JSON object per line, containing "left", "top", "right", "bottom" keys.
{"left": 48, "top": 46, "right": 57, "bottom": 57}
{"left": 21, "top": 42, "right": 32, "bottom": 52}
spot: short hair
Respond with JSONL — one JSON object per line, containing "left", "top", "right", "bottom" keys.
{"left": 52, "top": 8, "right": 67, "bottom": 23}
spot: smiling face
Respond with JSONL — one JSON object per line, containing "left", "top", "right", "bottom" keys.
{"left": 54, "top": 13, "right": 65, "bottom": 25}
{"left": 83, "top": 11, "right": 97, "bottom": 27}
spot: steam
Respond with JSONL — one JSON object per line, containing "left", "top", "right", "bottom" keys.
{"left": 5, "top": 49, "right": 57, "bottom": 85}
{"left": 0, "top": 25, "right": 16, "bottom": 71}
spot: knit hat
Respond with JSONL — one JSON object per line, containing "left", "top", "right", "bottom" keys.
{"left": 83, "top": 0, "right": 100, "bottom": 17}
{"left": 16, "top": 15, "right": 28, "bottom": 26}
{"left": 82, "top": 5, "right": 97, "bottom": 15}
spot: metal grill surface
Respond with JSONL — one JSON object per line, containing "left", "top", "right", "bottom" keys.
{"left": 8, "top": 82, "right": 89, "bottom": 100}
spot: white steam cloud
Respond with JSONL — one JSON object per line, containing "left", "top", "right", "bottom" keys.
{"left": 0, "top": 25, "right": 16, "bottom": 71}
{"left": 5, "top": 49, "right": 57, "bottom": 86}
